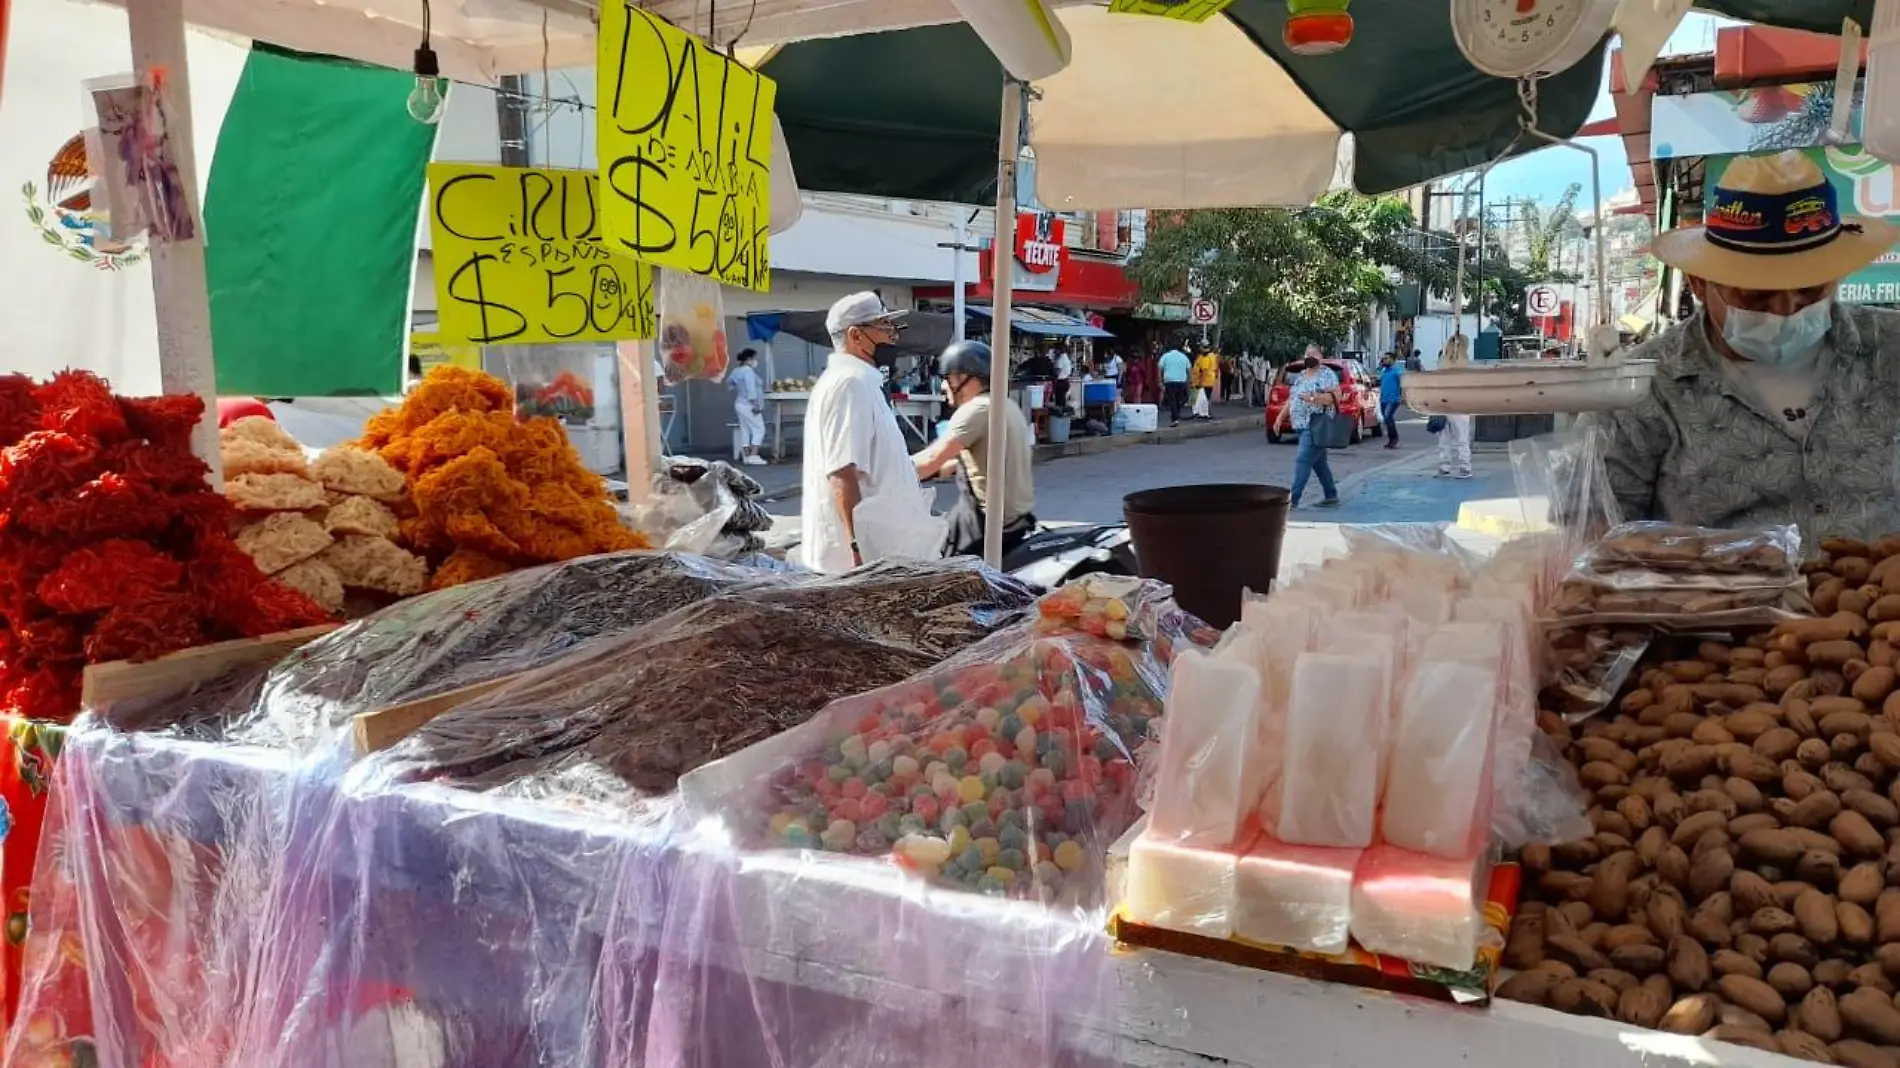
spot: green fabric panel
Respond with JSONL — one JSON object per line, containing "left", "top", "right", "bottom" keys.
{"left": 206, "top": 45, "right": 433, "bottom": 397}
{"left": 763, "top": 23, "right": 1004, "bottom": 204}
{"left": 1700, "top": 1, "right": 1869, "bottom": 32}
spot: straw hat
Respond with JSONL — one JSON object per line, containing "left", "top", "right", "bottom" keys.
{"left": 1651, "top": 150, "right": 1898, "bottom": 290}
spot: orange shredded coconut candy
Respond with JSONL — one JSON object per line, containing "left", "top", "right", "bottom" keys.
{"left": 360, "top": 367, "right": 647, "bottom": 588}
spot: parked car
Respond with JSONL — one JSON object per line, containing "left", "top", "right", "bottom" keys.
{"left": 1265, "top": 359, "right": 1381, "bottom": 445}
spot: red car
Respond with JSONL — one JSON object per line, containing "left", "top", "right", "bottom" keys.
{"left": 1265, "top": 359, "right": 1382, "bottom": 444}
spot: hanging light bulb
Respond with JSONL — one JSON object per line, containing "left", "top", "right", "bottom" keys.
{"left": 409, "top": 43, "right": 445, "bottom": 124}
{"left": 408, "top": 0, "right": 444, "bottom": 125}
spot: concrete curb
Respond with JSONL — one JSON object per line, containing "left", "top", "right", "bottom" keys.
{"left": 1032, "top": 411, "right": 1264, "bottom": 463}
{"left": 756, "top": 411, "right": 1267, "bottom": 503}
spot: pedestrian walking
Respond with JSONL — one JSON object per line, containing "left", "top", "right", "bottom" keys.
{"left": 1377, "top": 352, "right": 1404, "bottom": 449}
{"left": 1158, "top": 343, "right": 1192, "bottom": 427}
{"left": 727, "top": 348, "right": 768, "bottom": 465}
{"left": 1271, "top": 346, "right": 1342, "bottom": 509}
{"left": 1190, "top": 345, "right": 1219, "bottom": 420}
{"left": 1052, "top": 346, "right": 1074, "bottom": 410}
{"left": 1436, "top": 413, "right": 1473, "bottom": 479}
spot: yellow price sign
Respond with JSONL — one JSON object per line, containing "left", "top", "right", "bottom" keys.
{"left": 428, "top": 163, "right": 656, "bottom": 346}
{"left": 596, "top": 3, "right": 776, "bottom": 292}
{"left": 1107, "top": 0, "right": 1236, "bottom": 22}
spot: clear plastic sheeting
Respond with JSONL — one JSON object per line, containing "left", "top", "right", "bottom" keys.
{"left": 651, "top": 580, "right": 1210, "bottom": 1068}
{"left": 380, "top": 560, "right": 1039, "bottom": 814}
{"left": 96, "top": 552, "right": 797, "bottom": 743}
{"left": 5, "top": 556, "right": 1046, "bottom": 1068}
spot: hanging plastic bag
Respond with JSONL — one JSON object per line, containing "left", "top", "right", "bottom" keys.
{"left": 852, "top": 487, "right": 946, "bottom": 564}
{"left": 656, "top": 269, "right": 730, "bottom": 384}
{"left": 494, "top": 344, "right": 600, "bottom": 425}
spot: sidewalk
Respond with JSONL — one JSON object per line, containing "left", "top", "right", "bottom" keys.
{"left": 695, "top": 401, "right": 1265, "bottom": 503}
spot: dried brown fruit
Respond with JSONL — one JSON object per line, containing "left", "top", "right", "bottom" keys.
{"left": 1841, "top": 987, "right": 1900, "bottom": 1043}
{"left": 1804, "top": 986, "right": 1846, "bottom": 1042}
{"left": 1798, "top": 889, "right": 1844, "bottom": 946}
{"left": 1666, "top": 934, "right": 1711, "bottom": 992}
{"left": 1718, "top": 973, "right": 1790, "bottom": 1022}
{"left": 1496, "top": 969, "right": 1556, "bottom": 1005}
{"left": 1660, "top": 992, "right": 1719, "bottom": 1034}
{"left": 1837, "top": 810, "right": 1888, "bottom": 858}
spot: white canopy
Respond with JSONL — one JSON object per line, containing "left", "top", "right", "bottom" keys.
{"left": 100, "top": 0, "right": 1041, "bottom": 83}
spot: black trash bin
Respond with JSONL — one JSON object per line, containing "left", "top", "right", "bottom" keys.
{"left": 1123, "top": 484, "right": 1291, "bottom": 629}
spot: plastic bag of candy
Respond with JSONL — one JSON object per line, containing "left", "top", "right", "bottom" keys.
{"left": 1033, "top": 572, "right": 1188, "bottom": 643}
{"left": 657, "top": 270, "right": 730, "bottom": 385}
{"left": 682, "top": 578, "right": 1208, "bottom": 906}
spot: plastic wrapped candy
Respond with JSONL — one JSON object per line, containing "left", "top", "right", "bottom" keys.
{"left": 1231, "top": 832, "right": 1359, "bottom": 954}
{"left": 98, "top": 552, "right": 802, "bottom": 745}
{"left": 1034, "top": 572, "right": 1172, "bottom": 642}
{"left": 1349, "top": 845, "right": 1491, "bottom": 971}
{"left": 657, "top": 270, "right": 729, "bottom": 384}
{"left": 686, "top": 579, "right": 1202, "bottom": 905}
{"left": 378, "top": 562, "right": 1038, "bottom": 813}
{"left": 1122, "top": 829, "right": 1239, "bottom": 939}
{"left": 1277, "top": 652, "right": 1382, "bottom": 848}
{"left": 1381, "top": 659, "right": 1499, "bottom": 858}
{"left": 1144, "top": 647, "right": 1259, "bottom": 849}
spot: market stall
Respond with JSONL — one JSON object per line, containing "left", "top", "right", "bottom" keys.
{"left": 10, "top": 3, "right": 1900, "bottom": 1068}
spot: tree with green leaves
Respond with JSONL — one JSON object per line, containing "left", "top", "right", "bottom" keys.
{"left": 1126, "top": 190, "right": 1433, "bottom": 358}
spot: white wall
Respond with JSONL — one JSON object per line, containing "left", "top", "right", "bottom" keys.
{"left": 0, "top": 0, "right": 248, "bottom": 392}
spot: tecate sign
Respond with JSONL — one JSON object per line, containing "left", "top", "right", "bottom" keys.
{"left": 1016, "top": 212, "right": 1067, "bottom": 274}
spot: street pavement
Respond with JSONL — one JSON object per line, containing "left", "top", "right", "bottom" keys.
{"left": 734, "top": 413, "right": 1527, "bottom": 579}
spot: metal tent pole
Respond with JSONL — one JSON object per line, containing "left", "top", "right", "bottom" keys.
{"left": 983, "top": 78, "right": 1025, "bottom": 569}
{"left": 128, "top": 0, "right": 221, "bottom": 480}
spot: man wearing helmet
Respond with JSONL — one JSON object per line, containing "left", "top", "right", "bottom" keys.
{"left": 912, "top": 340, "right": 1038, "bottom": 558}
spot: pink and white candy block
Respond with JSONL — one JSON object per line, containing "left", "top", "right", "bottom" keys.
{"left": 1123, "top": 830, "right": 1241, "bottom": 939}
{"left": 1349, "top": 844, "right": 1492, "bottom": 971}
{"left": 1231, "top": 832, "right": 1361, "bottom": 954}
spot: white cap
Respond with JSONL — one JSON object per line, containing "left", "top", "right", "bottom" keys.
{"left": 825, "top": 291, "right": 907, "bottom": 337}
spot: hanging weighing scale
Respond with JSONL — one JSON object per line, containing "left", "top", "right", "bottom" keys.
{"left": 1404, "top": 0, "right": 1656, "bottom": 417}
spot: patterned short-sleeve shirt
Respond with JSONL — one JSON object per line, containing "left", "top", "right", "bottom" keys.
{"left": 1582, "top": 304, "right": 1900, "bottom": 547}
{"left": 1287, "top": 367, "right": 1339, "bottom": 431}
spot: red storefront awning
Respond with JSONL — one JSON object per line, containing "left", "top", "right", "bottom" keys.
{"left": 915, "top": 252, "right": 1140, "bottom": 312}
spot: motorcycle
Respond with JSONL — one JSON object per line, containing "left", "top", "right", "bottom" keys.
{"left": 999, "top": 522, "right": 1138, "bottom": 591}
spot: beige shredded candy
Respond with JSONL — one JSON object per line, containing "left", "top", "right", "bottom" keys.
{"left": 225, "top": 473, "right": 328, "bottom": 513}
{"left": 235, "top": 513, "right": 334, "bottom": 575}
{"left": 320, "top": 535, "right": 428, "bottom": 596}
{"left": 324, "top": 495, "right": 400, "bottom": 540}
{"left": 273, "top": 558, "right": 345, "bottom": 615}
{"left": 311, "top": 447, "right": 406, "bottom": 502}
{"left": 222, "top": 438, "right": 310, "bottom": 480}
{"left": 220, "top": 415, "right": 302, "bottom": 453}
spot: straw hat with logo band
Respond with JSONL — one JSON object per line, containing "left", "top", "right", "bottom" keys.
{"left": 1652, "top": 150, "right": 1899, "bottom": 291}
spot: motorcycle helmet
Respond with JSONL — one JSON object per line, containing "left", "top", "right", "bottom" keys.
{"left": 939, "top": 340, "right": 992, "bottom": 381}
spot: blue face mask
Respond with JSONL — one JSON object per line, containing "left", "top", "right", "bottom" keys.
{"left": 1720, "top": 296, "right": 1832, "bottom": 365}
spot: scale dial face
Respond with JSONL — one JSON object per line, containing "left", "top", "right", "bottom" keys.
{"left": 1451, "top": 0, "right": 1614, "bottom": 78}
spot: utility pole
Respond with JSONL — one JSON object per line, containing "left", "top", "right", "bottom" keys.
{"left": 937, "top": 207, "right": 985, "bottom": 343}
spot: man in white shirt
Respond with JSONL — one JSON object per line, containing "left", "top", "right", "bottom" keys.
{"left": 799, "top": 292, "right": 924, "bottom": 574}
{"left": 726, "top": 348, "right": 767, "bottom": 465}
{"left": 1103, "top": 350, "right": 1125, "bottom": 389}
{"left": 1052, "top": 347, "right": 1074, "bottom": 410}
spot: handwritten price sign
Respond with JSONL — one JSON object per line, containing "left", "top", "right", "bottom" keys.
{"left": 427, "top": 163, "right": 656, "bottom": 346}
{"left": 597, "top": 3, "right": 775, "bottom": 292}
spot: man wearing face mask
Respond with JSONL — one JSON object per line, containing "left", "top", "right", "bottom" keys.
{"left": 799, "top": 292, "right": 923, "bottom": 574}
{"left": 913, "top": 340, "right": 1037, "bottom": 558}
{"left": 1592, "top": 151, "right": 1900, "bottom": 543}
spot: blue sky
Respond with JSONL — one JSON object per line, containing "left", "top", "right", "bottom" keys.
{"left": 1481, "top": 13, "right": 1739, "bottom": 208}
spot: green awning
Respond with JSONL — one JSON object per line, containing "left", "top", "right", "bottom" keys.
{"left": 763, "top": 0, "right": 1872, "bottom": 206}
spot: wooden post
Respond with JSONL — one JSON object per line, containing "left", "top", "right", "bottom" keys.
{"left": 127, "top": 0, "right": 221, "bottom": 480}
{"left": 982, "top": 79, "right": 1024, "bottom": 569}
{"left": 617, "top": 337, "right": 663, "bottom": 503}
